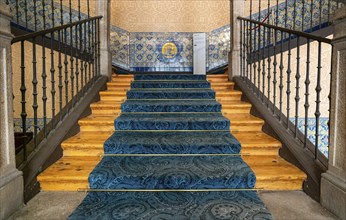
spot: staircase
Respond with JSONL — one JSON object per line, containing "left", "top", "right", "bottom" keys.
{"left": 38, "top": 73, "right": 306, "bottom": 192}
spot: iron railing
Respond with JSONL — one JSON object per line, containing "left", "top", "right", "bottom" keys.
{"left": 238, "top": 15, "right": 332, "bottom": 167}
{"left": 9, "top": 0, "right": 102, "bottom": 166}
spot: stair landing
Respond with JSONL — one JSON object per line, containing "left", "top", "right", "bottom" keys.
{"left": 38, "top": 73, "right": 306, "bottom": 191}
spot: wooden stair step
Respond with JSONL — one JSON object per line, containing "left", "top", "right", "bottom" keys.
{"left": 243, "top": 155, "right": 306, "bottom": 190}
{"left": 38, "top": 156, "right": 100, "bottom": 191}
{"left": 78, "top": 114, "right": 264, "bottom": 132}
{"left": 208, "top": 78, "right": 228, "bottom": 82}
{"left": 235, "top": 132, "right": 281, "bottom": 155}
{"left": 224, "top": 113, "right": 264, "bottom": 132}
{"left": 220, "top": 101, "right": 252, "bottom": 114}
{"left": 207, "top": 74, "right": 228, "bottom": 79}
{"left": 38, "top": 155, "right": 305, "bottom": 191}
{"left": 61, "top": 132, "right": 111, "bottom": 156}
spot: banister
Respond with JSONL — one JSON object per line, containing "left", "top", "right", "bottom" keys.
{"left": 11, "top": 16, "right": 103, "bottom": 44}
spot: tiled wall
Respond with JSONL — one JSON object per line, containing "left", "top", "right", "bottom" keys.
{"left": 110, "top": 25, "right": 231, "bottom": 72}
{"left": 291, "top": 118, "right": 329, "bottom": 157}
{"left": 129, "top": 32, "right": 194, "bottom": 72}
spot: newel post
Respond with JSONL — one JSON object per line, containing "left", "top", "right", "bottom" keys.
{"left": 0, "top": 3, "right": 24, "bottom": 220}
{"left": 320, "top": 6, "right": 346, "bottom": 220}
{"left": 228, "top": 0, "right": 245, "bottom": 80}
{"left": 96, "top": 0, "right": 112, "bottom": 80}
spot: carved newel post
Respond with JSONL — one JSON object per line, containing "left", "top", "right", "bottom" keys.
{"left": 228, "top": 0, "right": 245, "bottom": 80}
{"left": 96, "top": 0, "right": 112, "bottom": 80}
{"left": 320, "top": 6, "right": 346, "bottom": 220}
{"left": 0, "top": 3, "right": 24, "bottom": 220}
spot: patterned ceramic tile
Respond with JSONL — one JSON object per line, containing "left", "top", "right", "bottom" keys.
{"left": 290, "top": 117, "right": 329, "bottom": 157}
{"left": 208, "top": 25, "right": 230, "bottom": 70}
{"left": 110, "top": 26, "right": 130, "bottom": 70}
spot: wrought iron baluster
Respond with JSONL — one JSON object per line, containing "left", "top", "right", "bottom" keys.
{"left": 88, "top": 1, "right": 92, "bottom": 88}
{"left": 273, "top": 0, "right": 279, "bottom": 114}
{"left": 262, "top": 23, "right": 266, "bottom": 102}
{"left": 250, "top": 0, "right": 256, "bottom": 89}
{"left": 304, "top": 38, "right": 311, "bottom": 148}
{"left": 294, "top": 37, "right": 301, "bottom": 137}
{"left": 91, "top": 19, "right": 95, "bottom": 81}
{"left": 32, "top": 36, "right": 38, "bottom": 148}
{"left": 64, "top": 26, "right": 69, "bottom": 111}
{"left": 75, "top": 22, "right": 80, "bottom": 103}
{"left": 84, "top": 21, "right": 88, "bottom": 93}
{"left": 97, "top": 19, "right": 101, "bottom": 77}
{"left": 245, "top": 20, "right": 249, "bottom": 83}
{"left": 50, "top": 0, "right": 56, "bottom": 127}
{"left": 257, "top": 2, "right": 262, "bottom": 97}
{"left": 78, "top": 0, "right": 84, "bottom": 97}
{"left": 20, "top": 41, "right": 27, "bottom": 161}
{"left": 57, "top": 0, "right": 63, "bottom": 121}
{"left": 42, "top": 2, "right": 47, "bottom": 137}
{"left": 315, "top": 41, "right": 322, "bottom": 159}
{"left": 286, "top": 34, "right": 292, "bottom": 129}
{"left": 249, "top": 21, "right": 253, "bottom": 87}
{"left": 267, "top": 0, "right": 271, "bottom": 108}
{"left": 242, "top": 20, "right": 246, "bottom": 80}
{"left": 69, "top": 0, "right": 74, "bottom": 107}
{"left": 279, "top": 29, "right": 284, "bottom": 122}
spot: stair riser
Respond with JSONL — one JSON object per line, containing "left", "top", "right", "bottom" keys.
{"left": 91, "top": 108, "right": 250, "bottom": 115}
{"left": 131, "top": 82, "right": 211, "bottom": 89}
{"left": 115, "top": 121, "right": 230, "bottom": 131}
{"left": 63, "top": 149, "right": 102, "bottom": 157}
{"left": 79, "top": 124, "right": 262, "bottom": 132}
{"left": 135, "top": 75, "right": 206, "bottom": 81}
{"left": 255, "top": 180, "right": 303, "bottom": 190}
{"left": 121, "top": 104, "right": 222, "bottom": 113}
{"left": 241, "top": 148, "right": 279, "bottom": 156}
{"left": 127, "top": 91, "right": 216, "bottom": 99}
{"left": 100, "top": 96, "right": 126, "bottom": 102}
{"left": 39, "top": 181, "right": 88, "bottom": 191}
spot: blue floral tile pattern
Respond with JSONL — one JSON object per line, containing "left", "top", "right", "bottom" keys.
{"left": 290, "top": 117, "right": 329, "bottom": 157}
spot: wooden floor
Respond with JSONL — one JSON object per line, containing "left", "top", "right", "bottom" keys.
{"left": 38, "top": 73, "right": 306, "bottom": 191}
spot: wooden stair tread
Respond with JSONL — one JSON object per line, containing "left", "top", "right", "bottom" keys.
{"left": 224, "top": 113, "right": 264, "bottom": 124}
{"left": 38, "top": 157, "right": 100, "bottom": 181}
{"left": 235, "top": 132, "right": 281, "bottom": 147}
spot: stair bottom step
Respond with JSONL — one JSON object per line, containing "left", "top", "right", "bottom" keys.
{"left": 68, "top": 191, "right": 273, "bottom": 220}
{"left": 89, "top": 156, "right": 255, "bottom": 190}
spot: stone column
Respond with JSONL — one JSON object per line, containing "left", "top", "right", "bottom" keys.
{"left": 228, "top": 0, "right": 245, "bottom": 80}
{"left": 0, "top": 3, "right": 24, "bottom": 220}
{"left": 320, "top": 6, "right": 346, "bottom": 220}
{"left": 96, "top": 0, "right": 112, "bottom": 79}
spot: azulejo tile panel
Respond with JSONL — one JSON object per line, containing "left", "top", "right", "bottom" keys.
{"left": 129, "top": 32, "right": 194, "bottom": 72}
{"left": 110, "top": 26, "right": 130, "bottom": 70}
{"left": 290, "top": 117, "right": 329, "bottom": 157}
{"left": 208, "top": 25, "right": 230, "bottom": 70}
